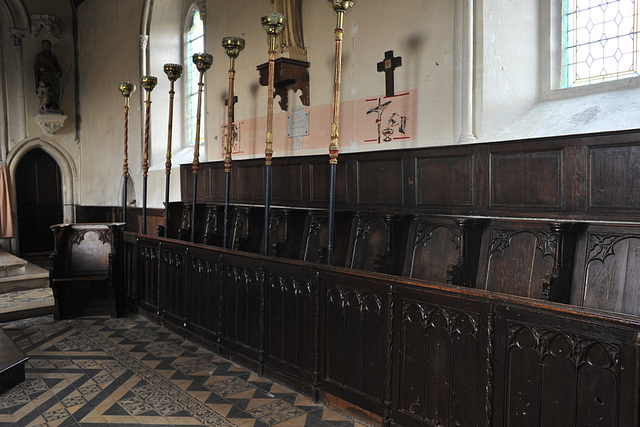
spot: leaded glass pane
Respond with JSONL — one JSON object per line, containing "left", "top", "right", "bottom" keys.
{"left": 186, "top": 10, "right": 204, "bottom": 147}
{"left": 565, "top": 0, "right": 640, "bottom": 86}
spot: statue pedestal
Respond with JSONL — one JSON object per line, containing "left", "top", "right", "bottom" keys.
{"left": 34, "top": 112, "right": 66, "bottom": 134}
{"left": 257, "top": 57, "right": 310, "bottom": 111}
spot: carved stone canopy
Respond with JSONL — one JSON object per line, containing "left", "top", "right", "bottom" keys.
{"left": 30, "top": 15, "right": 61, "bottom": 38}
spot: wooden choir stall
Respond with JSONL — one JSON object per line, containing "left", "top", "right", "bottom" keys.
{"left": 115, "top": 129, "right": 640, "bottom": 427}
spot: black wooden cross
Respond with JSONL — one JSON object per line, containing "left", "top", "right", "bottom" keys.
{"left": 224, "top": 95, "right": 238, "bottom": 107}
{"left": 377, "top": 50, "right": 402, "bottom": 97}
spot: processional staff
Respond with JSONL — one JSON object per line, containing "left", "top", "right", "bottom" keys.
{"left": 162, "top": 63, "right": 183, "bottom": 238}
{"left": 140, "top": 75, "right": 157, "bottom": 235}
{"left": 222, "top": 36, "right": 245, "bottom": 248}
{"left": 118, "top": 82, "right": 136, "bottom": 229}
{"left": 190, "top": 53, "right": 213, "bottom": 243}
{"left": 327, "top": 0, "right": 354, "bottom": 265}
{"left": 261, "top": 12, "right": 286, "bottom": 256}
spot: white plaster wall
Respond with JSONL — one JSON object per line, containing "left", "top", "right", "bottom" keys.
{"left": 76, "top": 0, "right": 143, "bottom": 207}
{"left": 478, "top": 0, "right": 540, "bottom": 140}
{"left": 70, "top": 0, "right": 640, "bottom": 210}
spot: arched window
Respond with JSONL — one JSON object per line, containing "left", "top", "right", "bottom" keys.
{"left": 185, "top": 7, "right": 205, "bottom": 148}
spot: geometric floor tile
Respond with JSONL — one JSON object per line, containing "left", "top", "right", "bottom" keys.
{"left": 0, "top": 315, "right": 373, "bottom": 426}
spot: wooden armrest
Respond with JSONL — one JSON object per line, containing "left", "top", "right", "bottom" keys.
{"left": 52, "top": 274, "right": 109, "bottom": 283}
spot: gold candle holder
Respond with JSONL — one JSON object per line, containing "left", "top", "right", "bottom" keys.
{"left": 163, "top": 64, "right": 183, "bottom": 175}
{"left": 118, "top": 82, "right": 136, "bottom": 178}
{"left": 222, "top": 36, "right": 245, "bottom": 173}
{"left": 140, "top": 76, "right": 157, "bottom": 178}
{"left": 191, "top": 53, "right": 213, "bottom": 175}
{"left": 328, "top": 0, "right": 353, "bottom": 165}
{"left": 261, "top": 12, "right": 286, "bottom": 166}
{"left": 118, "top": 81, "right": 136, "bottom": 226}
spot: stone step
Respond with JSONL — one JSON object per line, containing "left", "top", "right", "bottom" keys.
{"left": 0, "top": 288, "right": 55, "bottom": 323}
{"left": 0, "top": 251, "right": 27, "bottom": 278}
{"left": 0, "top": 262, "right": 49, "bottom": 294}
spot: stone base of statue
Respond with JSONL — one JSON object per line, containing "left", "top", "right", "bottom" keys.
{"left": 35, "top": 112, "right": 67, "bottom": 134}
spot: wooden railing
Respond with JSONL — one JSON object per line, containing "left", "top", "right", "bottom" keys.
{"left": 126, "top": 234, "right": 640, "bottom": 427}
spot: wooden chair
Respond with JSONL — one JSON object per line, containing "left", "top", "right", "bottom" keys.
{"left": 49, "top": 223, "right": 124, "bottom": 319}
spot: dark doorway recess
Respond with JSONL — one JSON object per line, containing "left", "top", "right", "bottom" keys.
{"left": 16, "top": 148, "right": 63, "bottom": 255}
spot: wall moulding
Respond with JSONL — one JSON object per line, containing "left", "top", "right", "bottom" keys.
{"left": 29, "top": 14, "right": 61, "bottom": 37}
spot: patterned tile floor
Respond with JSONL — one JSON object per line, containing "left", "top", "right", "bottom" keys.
{"left": 0, "top": 314, "right": 374, "bottom": 426}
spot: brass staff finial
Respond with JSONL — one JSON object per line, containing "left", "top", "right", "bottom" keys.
{"left": 163, "top": 64, "right": 183, "bottom": 175}
{"left": 163, "top": 63, "right": 183, "bottom": 82}
{"left": 261, "top": 13, "right": 286, "bottom": 167}
{"left": 222, "top": 36, "right": 245, "bottom": 173}
{"left": 192, "top": 52, "right": 213, "bottom": 73}
{"left": 223, "top": 36, "right": 246, "bottom": 60}
{"left": 261, "top": 12, "right": 286, "bottom": 51}
{"left": 140, "top": 76, "right": 157, "bottom": 179}
{"left": 190, "top": 52, "right": 213, "bottom": 175}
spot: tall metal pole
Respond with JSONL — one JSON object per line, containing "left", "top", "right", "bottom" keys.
{"left": 327, "top": 0, "right": 354, "bottom": 265}
{"left": 222, "top": 37, "right": 245, "bottom": 248}
{"left": 261, "top": 12, "right": 286, "bottom": 256}
{"left": 190, "top": 53, "right": 213, "bottom": 243}
{"left": 118, "top": 82, "right": 136, "bottom": 230}
{"left": 140, "top": 75, "right": 157, "bottom": 235}
{"left": 162, "top": 64, "right": 183, "bottom": 238}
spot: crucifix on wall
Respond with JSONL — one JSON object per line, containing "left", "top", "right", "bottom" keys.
{"left": 377, "top": 50, "right": 402, "bottom": 97}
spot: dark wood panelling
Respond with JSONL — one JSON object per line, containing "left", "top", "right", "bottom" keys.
{"left": 158, "top": 241, "right": 188, "bottom": 328}
{"left": 272, "top": 163, "right": 305, "bottom": 204}
{"left": 588, "top": 145, "right": 640, "bottom": 210}
{"left": 322, "top": 273, "right": 389, "bottom": 415}
{"left": 492, "top": 304, "right": 637, "bottom": 427}
{"left": 188, "top": 246, "right": 223, "bottom": 347}
{"left": 208, "top": 163, "right": 226, "bottom": 200}
{"left": 356, "top": 158, "right": 405, "bottom": 205}
{"left": 309, "top": 161, "right": 348, "bottom": 204}
{"left": 490, "top": 150, "right": 563, "bottom": 209}
{"left": 233, "top": 164, "right": 264, "bottom": 203}
{"left": 394, "top": 299, "right": 484, "bottom": 426}
{"left": 221, "top": 252, "right": 265, "bottom": 372}
{"left": 265, "top": 262, "right": 319, "bottom": 395}
{"left": 179, "top": 129, "right": 640, "bottom": 220}
{"left": 415, "top": 154, "right": 474, "bottom": 208}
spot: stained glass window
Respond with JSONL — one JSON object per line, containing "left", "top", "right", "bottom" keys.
{"left": 565, "top": 0, "right": 640, "bottom": 87}
{"left": 185, "top": 9, "right": 204, "bottom": 147}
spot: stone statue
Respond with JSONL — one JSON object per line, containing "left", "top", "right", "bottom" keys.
{"left": 270, "top": 0, "right": 306, "bottom": 57}
{"left": 34, "top": 39, "right": 62, "bottom": 111}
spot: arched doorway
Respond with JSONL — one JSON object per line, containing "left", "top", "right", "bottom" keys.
{"left": 15, "top": 148, "right": 62, "bottom": 254}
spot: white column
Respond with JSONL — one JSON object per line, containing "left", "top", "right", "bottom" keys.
{"left": 457, "top": 0, "right": 477, "bottom": 144}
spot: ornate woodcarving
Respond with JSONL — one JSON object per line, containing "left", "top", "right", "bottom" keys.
{"left": 505, "top": 321, "right": 621, "bottom": 426}
{"left": 69, "top": 227, "right": 112, "bottom": 247}
{"left": 588, "top": 233, "right": 627, "bottom": 263}
{"left": 486, "top": 310, "right": 495, "bottom": 427}
{"left": 398, "top": 300, "right": 480, "bottom": 425}
{"left": 489, "top": 228, "right": 557, "bottom": 258}
{"left": 134, "top": 235, "right": 640, "bottom": 427}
